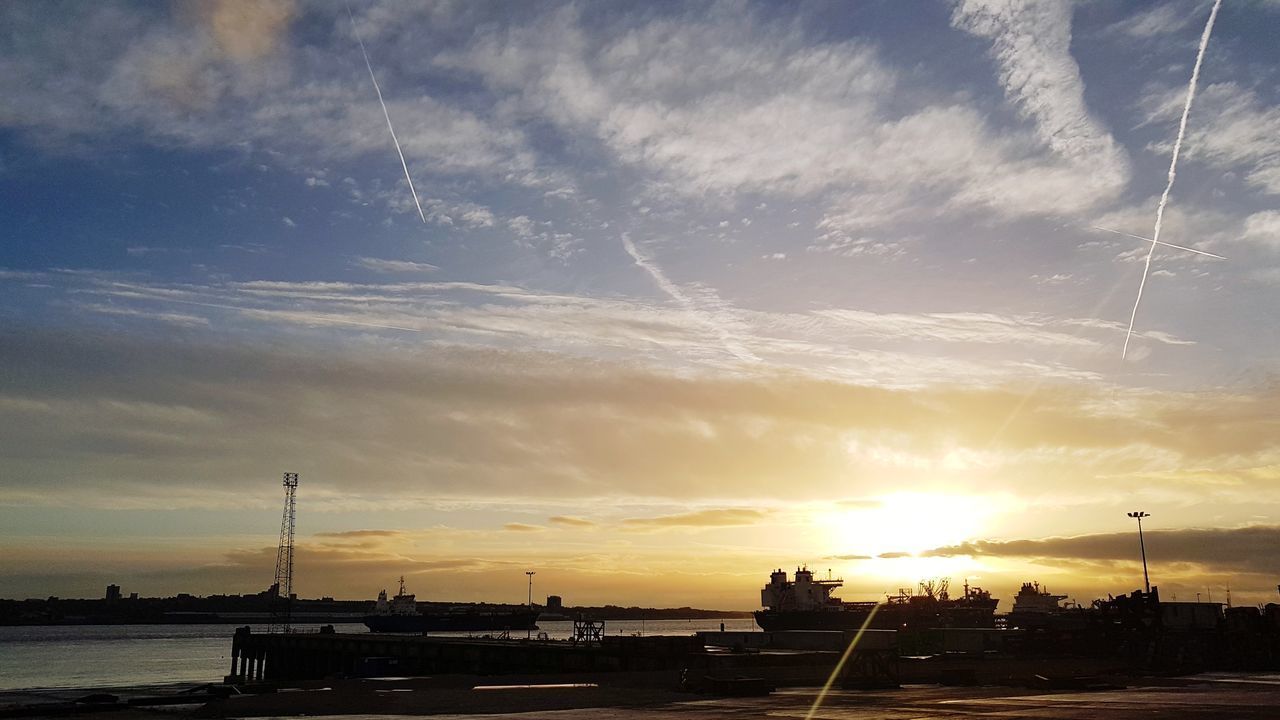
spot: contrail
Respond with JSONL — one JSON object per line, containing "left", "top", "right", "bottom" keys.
{"left": 346, "top": 4, "right": 427, "bottom": 224}
{"left": 621, "top": 235, "right": 758, "bottom": 364}
{"left": 1122, "top": 0, "right": 1221, "bottom": 359}
{"left": 1091, "top": 226, "right": 1226, "bottom": 260}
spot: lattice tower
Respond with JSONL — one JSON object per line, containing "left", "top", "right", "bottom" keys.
{"left": 269, "top": 472, "right": 299, "bottom": 633}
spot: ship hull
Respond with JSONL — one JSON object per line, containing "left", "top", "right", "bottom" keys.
{"left": 755, "top": 603, "right": 997, "bottom": 632}
{"left": 754, "top": 609, "right": 875, "bottom": 632}
{"left": 364, "top": 609, "right": 539, "bottom": 633}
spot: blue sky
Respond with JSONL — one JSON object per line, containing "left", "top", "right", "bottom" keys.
{"left": 2, "top": 0, "right": 1280, "bottom": 608}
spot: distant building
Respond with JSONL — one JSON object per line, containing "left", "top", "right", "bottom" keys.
{"left": 546, "top": 595, "right": 563, "bottom": 611}
{"left": 129, "top": 592, "right": 138, "bottom": 601}
{"left": 106, "top": 584, "right": 121, "bottom": 603}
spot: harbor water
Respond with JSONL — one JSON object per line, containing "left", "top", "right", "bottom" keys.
{"left": 0, "top": 618, "right": 760, "bottom": 691}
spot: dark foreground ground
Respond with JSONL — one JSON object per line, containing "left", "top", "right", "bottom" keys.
{"left": 6, "top": 672, "right": 1280, "bottom": 720}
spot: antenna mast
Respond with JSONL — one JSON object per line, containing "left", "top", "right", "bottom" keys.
{"left": 270, "top": 472, "right": 299, "bottom": 633}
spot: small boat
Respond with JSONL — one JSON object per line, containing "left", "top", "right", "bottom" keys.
{"left": 363, "top": 576, "right": 539, "bottom": 633}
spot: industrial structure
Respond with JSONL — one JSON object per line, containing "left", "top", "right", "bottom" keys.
{"left": 269, "top": 472, "right": 299, "bottom": 633}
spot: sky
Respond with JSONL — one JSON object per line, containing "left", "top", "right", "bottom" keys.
{"left": 2, "top": 0, "right": 1279, "bottom": 611}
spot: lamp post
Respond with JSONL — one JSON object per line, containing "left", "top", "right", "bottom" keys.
{"left": 525, "top": 570, "right": 536, "bottom": 640}
{"left": 1127, "top": 511, "right": 1151, "bottom": 594}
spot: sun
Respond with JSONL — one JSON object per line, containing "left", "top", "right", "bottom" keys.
{"left": 819, "top": 492, "right": 1006, "bottom": 559}
{"left": 809, "top": 492, "right": 1012, "bottom": 598}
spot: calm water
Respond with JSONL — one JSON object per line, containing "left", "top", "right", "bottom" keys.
{"left": 0, "top": 618, "right": 760, "bottom": 691}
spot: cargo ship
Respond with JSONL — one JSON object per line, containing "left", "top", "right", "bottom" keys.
{"left": 753, "top": 567, "right": 998, "bottom": 631}
{"left": 1005, "top": 581, "right": 1069, "bottom": 629}
{"left": 363, "top": 577, "right": 539, "bottom": 633}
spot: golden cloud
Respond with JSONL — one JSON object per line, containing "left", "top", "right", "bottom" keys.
{"left": 621, "top": 508, "right": 771, "bottom": 530}
{"left": 197, "top": 0, "right": 296, "bottom": 63}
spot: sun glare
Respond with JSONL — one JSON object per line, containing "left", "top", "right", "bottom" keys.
{"left": 808, "top": 492, "right": 1012, "bottom": 598}
{"left": 821, "top": 492, "right": 1005, "bottom": 559}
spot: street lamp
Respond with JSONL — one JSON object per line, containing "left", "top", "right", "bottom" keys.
{"left": 1127, "top": 511, "right": 1151, "bottom": 594}
{"left": 525, "top": 570, "right": 536, "bottom": 640}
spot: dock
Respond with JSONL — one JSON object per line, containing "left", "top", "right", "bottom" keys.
{"left": 225, "top": 627, "right": 903, "bottom": 689}
{"left": 227, "top": 627, "right": 704, "bottom": 682}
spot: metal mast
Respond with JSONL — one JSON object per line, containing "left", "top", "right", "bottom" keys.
{"left": 1127, "top": 511, "right": 1151, "bottom": 594}
{"left": 270, "top": 472, "right": 299, "bottom": 633}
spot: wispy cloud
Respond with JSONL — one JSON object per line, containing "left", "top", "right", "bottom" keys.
{"left": 503, "top": 522, "right": 545, "bottom": 532}
{"left": 950, "top": 0, "right": 1128, "bottom": 211}
{"left": 549, "top": 516, "right": 597, "bottom": 528}
{"left": 353, "top": 257, "right": 441, "bottom": 274}
{"left": 313, "top": 529, "right": 407, "bottom": 539}
{"left": 622, "top": 508, "right": 771, "bottom": 530}
{"left": 1145, "top": 82, "right": 1280, "bottom": 195}
{"left": 1, "top": 269, "right": 1204, "bottom": 388}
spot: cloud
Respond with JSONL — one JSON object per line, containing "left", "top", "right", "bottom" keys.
{"left": 126, "top": 246, "right": 179, "bottom": 257}
{"left": 813, "top": 309, "right": 1101, "bottom": 349}
{"left": 503, "top": 522, "right": 545, "bottom": 532}
{"left": 1145, "top": 82, "right": 1280, "bottom": 195}
{"left": 549, "top": 515, "right": 597, "bottom": 528}
{"left": 313, "top": 529, "right": 406, "bottom": 539}
{"left": 508, "top": 215, "right": 535, "bottom": 239}
{"left": 621, "top": 508, "right": 771, "bottom": 529}
{"left": 923, "top": 525, "right": 1280, "bottom": 575}
{"left": 353, "top": 257, "right": 442, "bottom": 274}
{"left": 0, "top": 2, "right": 538, "bottom": 194}
{"left": 442, "top": 1, "right": 1127, "bottom": 232}
{"left": 79, "top": 303, "right": 211, "bottom": 328}
{"left": 835, "top": 499, "right": 882, "bottom": 509}
{"left": 950, "top": 0, "right": 1129, "bottom": 207}
{"left": 196, "top": 0, "right": 296, "bottom": 63}
{"left": 3, "top": 274, "right": 1280, "bottom": 512}
{"left": 1106, "top": 3, "right": 1193, "bottom": 38}
{"left": 1238, "top": 211, "right": 1280, "bottom": 251}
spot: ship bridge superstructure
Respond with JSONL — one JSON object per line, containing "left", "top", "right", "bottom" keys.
{"left": 761, "top": 567, "right": 844, "bottom": 612}
{"left": 1010, "top": 582, "right": 1067, "bottom": 614}
{"left": 374, "top": 576, "right": 418, "bottom": 616}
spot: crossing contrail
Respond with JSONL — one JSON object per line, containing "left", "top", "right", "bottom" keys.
{"left": 346, "top": 4, "right": 427, "bottom": 224}
{"left": 1091, "top": 226, "right": 1226, "bottom": 260}
{"left": 621, "top": 234, "right": 758, "bottom": 364}
{"left": 1122, "top": 0, "right": 1221, "bottom": 359}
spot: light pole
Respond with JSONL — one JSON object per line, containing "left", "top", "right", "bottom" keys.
{"left": 525, "top": 570, "right": 536, "bottom": 640}
{"left": 1127, "top": 511, "right": 1151, "bottom": 594}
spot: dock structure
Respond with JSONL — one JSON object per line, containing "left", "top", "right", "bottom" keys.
{"left": 697, "top": 630, "right": 899, "bottom": 689}
{"left": 225, "top": 626, "right": 910, "bottom": 692}
{"left": 225, "top": 627, "right": 705, "bottom": 683}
